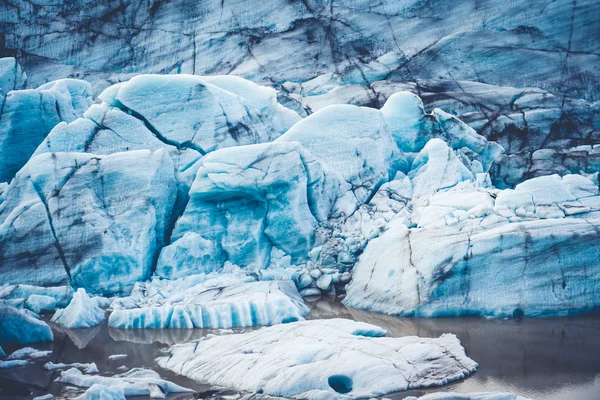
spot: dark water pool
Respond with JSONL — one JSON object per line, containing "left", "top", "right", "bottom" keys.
{"left": 1, "top": 299, "right": 599, "bottom": 400}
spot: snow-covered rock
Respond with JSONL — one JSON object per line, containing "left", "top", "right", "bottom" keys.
{"left": 56, "top": 367, "right": 193, "bottom": 399}
{"left": 0, "top": 150, "right": 179, "bottom": 294}
{"left": 157, "top": 141, "right": 342, "bottom": 277}
{"left": 0, "top": 305, "right": 53, "bottom": 345}
{"left": 52, "top": 288, "right": 106, "bottom": 329}
{"left": 36, "top": 74, "right": 300, "bottom": 186}
{"left": 109, "top": 273, "right": 309, "bottom": 329}
{"left": 0, "top": 77, "right": 92, "bottom": 182}
{"left": 344, "top": 172, "right": 600, "bottom": 317}
{"left": 158, "top": 318, "right": 477, "bottom": 399}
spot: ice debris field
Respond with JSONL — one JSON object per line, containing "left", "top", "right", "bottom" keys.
{"left": 0, "top": 53, "right": 596, "bottom": 400}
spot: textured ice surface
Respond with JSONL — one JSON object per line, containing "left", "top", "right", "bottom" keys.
{"left": 0, "top": 305, "right": 53, "bottom": 345}
{"left": 0, "top": 76, "right": 92, "bottom": 182}
{"left": 109, "top": 272, "right": 309, "bottom": 329}
{"left": 52, "top": 288, "right": 106, "bottom": 329}
{"left": 36, "top": 74, "right": 299, "bottom": 186}
{"left": 45, "top": 361, "right": 99, "bottom": 374}
{"left": 0, "top": 150, "right": 178, "bottom": 294}
{"left": 74, "top": 384, "right": 125, "bottom": 400}
{"left": 157, "top": 141, "right": 343, "bottom": 277}
{"left": 56, "top": 367, "right": 192, "bottom": 399}
{"left": 344, "top": 171, "right": 600, "bottom": 317}
{"left": 158, "top": 318, "right": 477, "bottom": 399}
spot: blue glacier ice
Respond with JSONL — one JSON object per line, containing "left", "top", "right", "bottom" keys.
{"left": 109, "top": 271, "right": 309, "bottom": 329}
{"left": 0, "top": 284, "right": 73, "bottom": 313}
{"left": 52, "top": 288, "right": 106, "bottom": 329}
{"left": 0, "top": 150, "right": 178, "bottom": 294}
{"left": 0, "top": 305, "right": 53, "bottom": 345}
{"left": 156, "top": 141, "right": 343, "bottom": 277}
{"left": 36, "top": 74, "right": 300, "bottom": 187}
{"left": 0, "top": 74, "right": 92, "bottom": 183}
{"left": 344, "top": 145, "right": 600, "bottom": 317}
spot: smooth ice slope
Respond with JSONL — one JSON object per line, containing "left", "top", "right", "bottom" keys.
{"left": 0, "top": 305, "right": 53, "bottom": 345}
{"left": 344, "top": 171, "right": 600, "bottom": 317}
{"left": 158, "top": 318, "right": 477, "bottom": 399}
{"left": 0, "top": 76, "right": 92, "bottom": 182}
{"left": 109, "top": 273, "right": 309, "bottom": 329}
{"left": 52, "top": 288, "right": 106, "bottom": 329}
{"left": 0, "top": 150, "right": 178, "bottom": 294}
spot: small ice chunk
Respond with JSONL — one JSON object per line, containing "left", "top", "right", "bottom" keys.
{"left": 33, "top": 395, "right": 54, "bottom": 400}
{"left": 108, "top": 354, "right": 128, "bottom": 361}
{"left": 7, "top": 347, "right": 52, "bottom": 360}
{"left": 25, "top": 295, "right": 57, "bottom": 314}
{"left": 56, "top": 367, "right": 192, "bottom": 399}
{"left": 0, "top": 305, "right": 53, "bottom": 345}
{"left": 52, "top": 288, "right": 106, "bottom": 329}
{"left": 74, "top": 384, "right": 125, "bottom": 400}
{"left": 0, "top": 359, "right": 28, "bottom": 368}
{"left": 45, "top": 361, "right": 99, "bottom": 374}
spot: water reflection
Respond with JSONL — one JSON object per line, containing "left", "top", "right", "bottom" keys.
{"left": 1, "top": 300, "right": 599, "bottom": 400}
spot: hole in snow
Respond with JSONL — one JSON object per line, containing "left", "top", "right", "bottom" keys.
{"left": 351, "top": 328, "right": 386, "bottom": 338}
{"left": 281, "top": 316, "right": 299, "bottom": 324}
{"left": 328, "top": 375, "right": 353, "bottom": 394}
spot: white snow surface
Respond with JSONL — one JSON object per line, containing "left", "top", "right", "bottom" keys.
{"left": 157, "top": 318, "right": 477, "bottom": 399}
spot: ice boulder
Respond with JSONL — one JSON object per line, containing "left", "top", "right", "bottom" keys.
{"left": 277, "top": 104, "right": 407, "bottom": 212}
{"left": 0, "top": 150, "right": 179, "bottom": 294}
{"left": 158, "top": 318, "right": 477, "bottom": 399}
{"left": 0, "top": 78, "right": 92, "bottom": 182}
{"left": 157, "top": 141, "right": 342, "bottom": 277}
{"left": 36, "top": 74, "right": 300, "bottom": 186}
{"left": 52, "top": 288, "right": 105, "bottom": 329}
{"left": 109, "top": 273, "right": 309, "bottom": 329}
{"left": 344, "top": 174, "right": 600, "bottom": 317}
{"left": 56, "top": 367, "right": 192, "bottom": 399}
{"left": 0, "top": 305, "right": 53, "bottom": 345}
{"left": 74, "top": 384, "right": 125, "bottom": 400}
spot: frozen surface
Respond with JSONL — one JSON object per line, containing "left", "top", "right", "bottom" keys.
{"left": 109, "top": 273, "right": 309, "bottom": 329}
{"left": 0, "top": 75, "right": 92, "bottom": 183}
{"left": 52, "top": 289, "right": 106, "bottom": 329}
{"left": 158, "top": 318, "right": 477, "bottom": 399}
{"left": 158, "top": 141, "right": 342, "bottom": 277}
{"left": 55, "top": 367, "right": 193, "bottom": 399}
{"left": 0, "top": 150, "right": 178, "bottom": 294}
{"left": 344, "top": 171, "right": 600, "bottom": 317}
{"left": 0, "top": 305, "right": 53, "bottom": 345}
{"left": 36, "top": 74, "right": 299, "bottom": 186}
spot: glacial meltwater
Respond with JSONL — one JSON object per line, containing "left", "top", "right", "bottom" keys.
{"left": 1, "top": 299, "right": 599, "bottom": 400}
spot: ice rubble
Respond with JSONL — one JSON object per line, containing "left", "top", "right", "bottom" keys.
{"left": 0, "top": 150, "right": 178, "bottom": 294}
{"left": 35, "top": 74, "right": 300, "bottom": 186}
{"left": 55, "top": 367, "right": 193, "bottom": 399}
{"left": 45, "top": 361, "right": 99, "bottom": 374}
{"left": 52, "top": 288, "right": 106, "bottom": 329}
{"left": 109, "top": 271, "right": 309, "bottom": 329}
{"left": 158, "top": 318, "right": 477, "bottom": 399}
{"left": 344, "top": 146, "right": 600, "bottom": 317}
{"left": 0, "top": 75, "right": 92, "bottom": 183}
{"left": 0, "top": 305, "right": 53, "bottom": 345}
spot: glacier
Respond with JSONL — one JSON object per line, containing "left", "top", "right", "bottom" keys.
{"left": 158, "top": 318, "right": 478, "bottom": 399}
{"left": 0, "top": 150, "right": 178, "bottom": 294}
